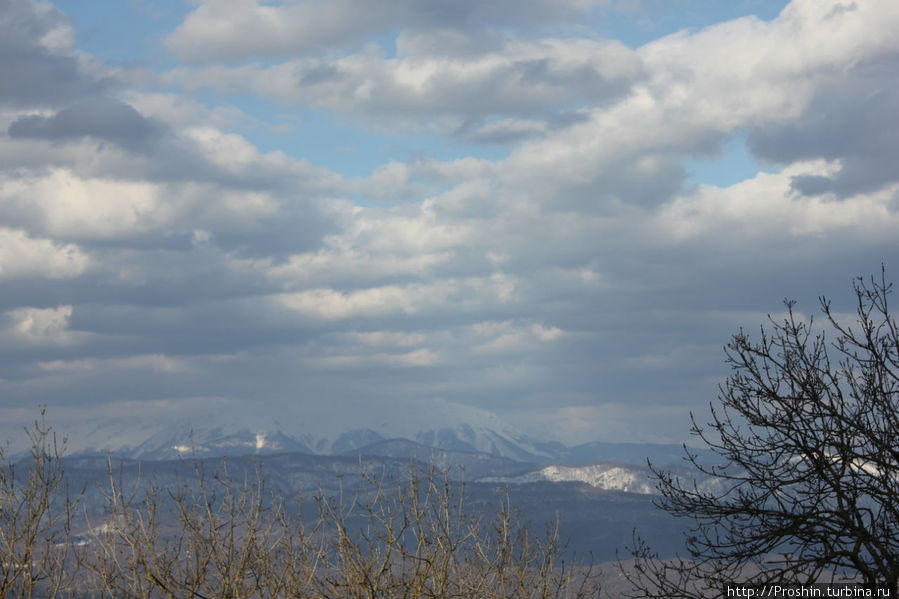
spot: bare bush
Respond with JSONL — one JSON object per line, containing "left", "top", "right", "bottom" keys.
{"left": 83, "top": 456, "right": 320, "bottom": 598}
{"left": 79, "top": 456, "right": 599, "bottom": 598}
{"left": 0, "top": 408, "right": 80, "bottom": 599}
{"left": 313, "top": 463, "right": 599, "bottom": 599}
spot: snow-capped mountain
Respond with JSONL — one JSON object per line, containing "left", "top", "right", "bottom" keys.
{"left": 6, "top": 398, "right": 551, "bottom": 462}
{"left": 4, "top": 403, "right": 717, "bottom": 566}
{"left": 414, "top": 424, "right": 547, "bottom": 462}
{"left": 128, "top": 425, "right": 317, "bottom": 460}
{"left": 122, "top": 418, "right": 549, "bottom": 463}
{"left": 328, "top": 428, "right": 386, "bottom": 454}
{"left": 2, "top": 399, "right": 708, "bottom": 469}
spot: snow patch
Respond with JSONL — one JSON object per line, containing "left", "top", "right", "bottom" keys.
{"left": 484, "top": 463, "right": 659, "bottom": 494}
{"left": 539, "top": 464, "right": 657, "bottom": 494}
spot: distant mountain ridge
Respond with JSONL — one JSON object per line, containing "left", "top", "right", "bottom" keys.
{"left": 54, "top": 420, "right": 713, "bottom": 469}
{"left": 3, "top": 405, "right": 722, "bottom": 566}
{"left": 3, "top": 399, "right": 714, "bottom": 468}
{"left": 48, "top": 447, "right": 692, "bottom": 562}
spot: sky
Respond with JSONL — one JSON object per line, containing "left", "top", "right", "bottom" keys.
{"left": 1, "top": 0, "right": 898, "bottom": 448}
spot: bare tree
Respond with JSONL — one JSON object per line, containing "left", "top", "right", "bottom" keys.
{"left": 84, "top": 455, "right": 321, "bottom": 598}
{"left": 623, "top": 269, "right": 899, "bottom": 597}
{"left": 0, "top": 408, "right": 80, "bottom": 599}
{"left": 314, "top": 462, "right": 599, "bottom": 599}
{"left": 83, "top": 456, "right": 600, "bottom": 598}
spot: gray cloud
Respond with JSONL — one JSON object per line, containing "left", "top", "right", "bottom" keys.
{"left": 457, "top": 111, "right": 592, "bottom": 145}
{"left": 3, "top": 0, "right": 899, "bottom": 451}
{"left": 162, "top": 36, "right": 644, "bottom": 132}
{"left": 0, "top": 0, "right": 108, "bottom": 106}
{"left": 8, "top": 97, "right": 166, "bottom": 152}
{"left": 165, "top": 0, "right": 607, "bottom": 63}
{"left": 747, "top": 60, "right": 899, "bottom": 197}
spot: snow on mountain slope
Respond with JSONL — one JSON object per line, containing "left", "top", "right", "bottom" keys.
{"left": 484, "top": 462, "right": 659, "bottom": 494}
{"left": 22, "top": 398, "right": 551, "bottom": 462}
{"left": 2, "top": 399, "right": 704, "bottom": 470}
{"left": 0, "top": 398, "right": 544, "bottom": 461}
{"left": 484, "top": 461, "right": 732, "bottom": 496}
{"left": 129, "top": 426, "right": 316, "bottom": 460}
{"left": 539, "top": 464, "right": 658, "bottom": 494}
{"left": 414, "top": 423, "right": 547, "bottom": 462}
{"left": 354, "top": 398, "right": 553, "bottom": 461}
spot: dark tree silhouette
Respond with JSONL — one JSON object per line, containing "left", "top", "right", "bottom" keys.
{"left": 624, "top": 269, "right": 899, "bottom": 597}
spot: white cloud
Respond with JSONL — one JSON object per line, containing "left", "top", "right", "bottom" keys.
{"left": 0, "top": 227, "right": 89, "bottom": 279}
{"left": 3, "top": 0, "right": 899, "bottom": 446}
{"left": 184, "top": 126, "right": 290, "bottom": 173}
{"left": 38, "top": 354, "right": 190, "bottom": 374}
{"left": 166, "top": 0, "right": 397, "bottom": 61}
{"left": 257, "top": 246, "right": 452, "bottom": 289}
{"left": 5, "top": 305, "right": 77, "bottom": 346}
{"left": 0, "top": 150, "right": 328, "bottom": 243}
{"left": 158, "top": 0, "right": 899, "bottom": 157}
{"left": 350, "top": 331, "right": 429, "bottom": 347}
{"left": 272, "top": 274, "right": 520, "bottom": 320}
{"left": 165, "top": 0, "right": 609, "bottom": 62}
{"left": 471, "top": 321, "right": 566, "bottom": 354}
{"left": 638, "top": 0, "right": 899, "bottom": 128}
{"left": 162, "top": 36, "right": 641, "bottom": 126}
{"left": 34, "top": 8, "right": 75, "bottom": 52}
{"left": 658, "top": 161, "right": 899, "bottom": 241}
{"left": 308, "top": 348, "right": 440, "bottom": 369}
{"left": 256, "top": 199, "right": 481, "bottom": 289}
{"left": 0, "top": 169, "right": 177, "bottom": 239}
{"left": 495, "top": 0, "right": 899, "bottom": 204}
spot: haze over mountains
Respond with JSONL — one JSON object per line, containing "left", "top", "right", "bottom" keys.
{"left": 40, "top": 417, "right": 710, "bottom": 562}
{"left": 4, "top": 399, "right": 709, "bottom": 468}
{"left": 53, "top": 445, "right": 693, "bottom": 562}
{"left": 5, "top": 401, "right": 723, "bottom": 562}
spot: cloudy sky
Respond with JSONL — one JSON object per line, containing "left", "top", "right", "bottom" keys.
{"left": 1, "top": 0, "right": 898, "bottom": 447}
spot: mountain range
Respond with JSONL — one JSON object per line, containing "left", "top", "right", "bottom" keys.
{"left": 51, "top": 439, "right": 703, "bottom": 562}
{"left": 11, "top": 399, "right": 713, "bottom": 468}
{"left": 5, "top": 401, "right": 724, "bottom": 562}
